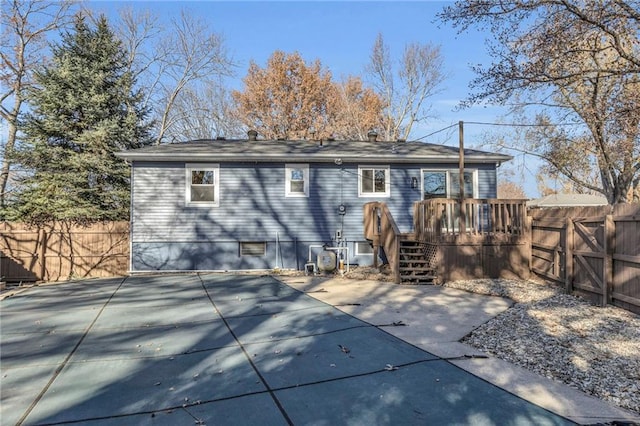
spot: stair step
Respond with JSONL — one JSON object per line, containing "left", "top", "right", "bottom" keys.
{"left": 399, "top": 260, "right": 430, "bottom": 266}
{"left": 400, "top": 276, "right": 437, "bottom": 284}
{"left": 399, "top": 267, "right": 436, "bottom": 273}
{"left": 399, "top": 257, "right": 429, "bottom": 262}
{"left": 401, "top": 275, "right": 437, "bottom": 280}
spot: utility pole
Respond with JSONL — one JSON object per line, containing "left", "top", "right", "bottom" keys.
{"left": 459, "top": 121, "right": 466, "bottom": 234}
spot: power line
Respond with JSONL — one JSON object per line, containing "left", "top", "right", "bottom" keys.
{"left": 414, "top": 123, "right": 458, "bottom": 141}
{"left": 412, "top": 119, "right": 584, "bottom": 143}
{"left": 464, "top": 120, "right": 582, "bottom": 128}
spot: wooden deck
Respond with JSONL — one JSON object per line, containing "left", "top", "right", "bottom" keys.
{"left": 412, "top": 198, "right": 528, "bottom": 244}
{"left": 364, "top": 199, "right": 530, "bottom": 283}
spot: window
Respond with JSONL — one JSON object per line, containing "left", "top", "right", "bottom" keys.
{"left": 423, "top": 171, "right": 447, "bottom": 199}
{"left": 359, "top": 166, "right": 390, "bottom": 197}
{"left": 449, "top": 171, "right": 476, "bottom": 199}
{"left": 186, "top": 164, "right": 219, "bottom": 207}
{"left": 422, "top": 169, "right": 477, "bottom": 199}
{"left": 355, "top": 241, "right": 374, "bottom": 255}
{"left": 285, "top": 164, "right": 309, "bottom": 197}
{"left": 240, "top": 242, "right": 266, "bottom": 256}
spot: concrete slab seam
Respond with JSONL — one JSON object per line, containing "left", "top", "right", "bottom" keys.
{"left": 15, "top": 276, "right": 129, "bottom": 426}
{"left": 275, "top": 277, "right": 579, "bottom": 425}
{"left": 196, "top": 273, "right": 294, "bottom": 426}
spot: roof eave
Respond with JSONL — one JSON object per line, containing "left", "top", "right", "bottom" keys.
{"left": 116, "top": 153, "right": 512, "bottom": 164}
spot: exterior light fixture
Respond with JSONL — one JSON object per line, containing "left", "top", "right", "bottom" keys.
{"left": 411, "top": 177, "right": 418, "bottom": 189}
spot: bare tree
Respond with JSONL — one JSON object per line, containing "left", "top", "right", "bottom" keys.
{"left": 110, "top": 8, "right": 234, "bottom": 144}
{"left": 0, "top": 0, "right": 74, "bottom": 208}
{"left": 366, "top": 33, "right": 446, "bottom": 141}
{"left": 165, "top": 79, "right": 244, "bottom": 141}
{"left": 440, "top": 0, "right": 640, "bottom": 204}
{"left": 111, "top": 7, "right": 161, "bottom": 91}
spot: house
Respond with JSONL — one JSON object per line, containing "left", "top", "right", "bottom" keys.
{"left": 527, "top": 193, "right": 609, "bottom": 208}
{"left": 116, "top": 132, "right": 511, "bottom": 273}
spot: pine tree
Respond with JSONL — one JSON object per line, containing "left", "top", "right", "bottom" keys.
{"left": 8, "top": 14, "right": 151, "bottom": 223}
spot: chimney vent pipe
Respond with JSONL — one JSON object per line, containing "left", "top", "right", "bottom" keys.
{"left": 367, "top": 130, "right": 378, "bottom": 142}
{"left": 247, "top": 130, "right": 258, "bottom": 141}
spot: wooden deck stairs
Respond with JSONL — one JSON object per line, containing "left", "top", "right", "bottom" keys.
{"left": 398, "top": 237, "right": 437, "bottom": 284}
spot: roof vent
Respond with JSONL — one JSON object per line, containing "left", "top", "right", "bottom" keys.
{"left": 216, "top": 136, "right": 226, "bottom": 141}
{"left": 397, "top": 138, "right": 406, "bottom": 143}
{"left": 247, "top": 130, "right": 258, "bottom": 141}
{"left": 367, "top": 130, "right": 378, "bottom": 142}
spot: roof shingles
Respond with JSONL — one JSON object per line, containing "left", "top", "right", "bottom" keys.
{"left": 117, "top": 138, "right": 512, "bottom": 164}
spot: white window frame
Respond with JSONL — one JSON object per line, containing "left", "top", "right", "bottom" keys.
{"left": 421, "top": 169, "right": 478, "bottom": 199}
{"left": 355, "top": 241, "right": 374, "bottom": 256}
{"left": 285, "top": 164, "right": 309, "bottom": 197}
{"left": 186, "top": 163, "right": 220, "bottom": 207}
{"left": 358, "top": 166, "right": 390, "bottom": 198}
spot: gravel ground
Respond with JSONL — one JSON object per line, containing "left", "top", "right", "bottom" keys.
{"left": 443, "top": 278, "right": 640, "bottom": 416}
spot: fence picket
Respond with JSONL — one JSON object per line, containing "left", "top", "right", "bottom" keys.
{"left": 531, "top": 205, "right": 640, "bottom": 314}
{"left": 1, "top": 222, "right": 129, "bottom": 282}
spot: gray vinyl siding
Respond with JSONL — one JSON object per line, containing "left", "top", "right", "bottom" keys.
{"left": 130, "top": 161, "right": 498, "bottom": 271}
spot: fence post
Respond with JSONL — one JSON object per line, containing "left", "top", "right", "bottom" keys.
{"left": 603, "top": 214, "right": 614, "bottom": 307}
{"left": 564, "top": 217, "right": 574, "bottom": 294}
{"left": 38, "top": 228, "right": 47, "bottom": 281}
{"left": 525, "top": 213, "right": 533, "bottom": 278}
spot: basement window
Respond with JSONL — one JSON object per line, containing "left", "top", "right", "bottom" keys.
{"left": 355, "top": 241, "right": 374, "bottom": 255}
{"left": 240, "top": 242, "right": 266, "bottom": 256}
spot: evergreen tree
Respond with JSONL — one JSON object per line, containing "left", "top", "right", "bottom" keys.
{"left": 7, "top": 14, "right": 151, "bottom": 223}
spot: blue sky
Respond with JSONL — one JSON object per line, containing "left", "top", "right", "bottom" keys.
{"left": 88, "top": 1, "right": 535, "bottom": 195}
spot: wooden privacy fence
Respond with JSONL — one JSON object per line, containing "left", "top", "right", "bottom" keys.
{"left": 1, "top": 221, "right": 129, "bottom": 282}
{"left": 530, "top": 205, "right": 640, "bottom": 314}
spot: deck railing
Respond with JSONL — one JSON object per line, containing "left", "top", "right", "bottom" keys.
{"left": 413, "top": 198, "right": 528, "bottom": 244}
{"left": 363, "top": 202, "right": 402, "bottom": 283}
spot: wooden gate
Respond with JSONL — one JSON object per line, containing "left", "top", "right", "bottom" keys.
{"left": 531, "top": 218, "right": 567, "bottom": 283}
{"left": 569, "top": 215, "right": 613, "bottom": 306}
{"left": 530, "top": 205, "right": 640, "bottom": 314}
